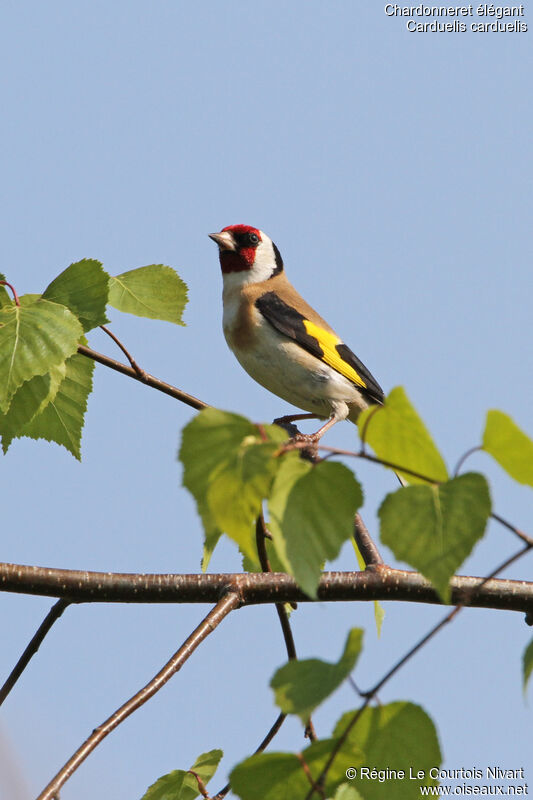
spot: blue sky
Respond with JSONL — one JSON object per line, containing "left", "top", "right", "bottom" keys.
{"left": 1, "top": 2, "right": 532, "bottom": 798}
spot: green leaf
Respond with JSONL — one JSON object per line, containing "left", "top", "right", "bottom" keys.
{"left": 271, "top": 628, "right": 363, "bottom": 723}
{"left": 201, "top": 527, "right": 223, "bottom": 572}
{"left": 109, "top": 265, "right": 188, "bottom": 324}
{"left": 0, "top": 295, "right": 83, "bottom": 413}
{"left": 179, "top": 409, "right": 286, "bottom": 563}
{"left": 523, "top": 638, "right": 533, "bottom": 698}
{"left": 357, "top": 387, "right": 448, "bottom": 484}
{"left": 141, "top": 749, "right": 223, "bottom": 800}
{"left": 333, "top": 785, "right": 364, "bottom": 800}
{"left": 8, "top": 351, "right": 94, "bottom": 459}
{"left": 333, "top": 702, "right": 442, "bottom": 800}
{"left": 379, "top": 473, "right": 491, "bottom": 601}
{"left": 207, "top": 439, "right": 285, "bottom": 561}
{"left": 0, "top": 363, "right": 65, "bottom": 451}
{"left": 352, "top": 539, "right": 385, "bottom": 637}
{"left": 230, "top": 737, "right": 363, "bottom": 800}
{"left": 42, "top": 259, "right": 110, "bottom": 332}
{"left": 482, "top": 410, "right": 533, "bottom": 487}
{"left": 181, "top": 410, "right": 256, "bottom": 562}
{"left": 373, "top": 599, "right": 385, "bottom": 637}
{"left": 268, "top": 458, "right": 363, "bottom": 598}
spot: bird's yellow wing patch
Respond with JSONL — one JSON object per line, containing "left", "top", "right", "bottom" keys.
{"left": 302, "top": 320, "right": 367, "bottom": 389}
{"left": 254, "top": 289, "right": 384, "bottom": 402}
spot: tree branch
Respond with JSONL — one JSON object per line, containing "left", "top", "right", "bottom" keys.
{"left": 353, "top": 513, "right": 384, "bottom": 567}
{"left": 36, "top": 591, "right": 241, "bottom": 800}
{"left": 99, "top": 324, "right": 148, "bottom": 379}
{"left": 212, "top": 712, "right": 287, "bottom": 800}
{"left": 0, "top": 598, "right": 70, "bottom": 706}
{"left": 255, "top": 515, "right": 297, "bottom": 660}
{"left": 255, "top": 515, "right": 317, "bottom": 742}
{"left": 77, "top": 344, "right": 207, "bottom": 410}
{"left": 1, "top": 562, "right": 532, "bottom": 615}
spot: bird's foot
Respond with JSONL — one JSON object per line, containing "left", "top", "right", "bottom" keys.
{"left": 280, "top": 432, "right": 320, "bottom": 462}
{"left": 292, "top": 431, "right": 320, "bottom": 445}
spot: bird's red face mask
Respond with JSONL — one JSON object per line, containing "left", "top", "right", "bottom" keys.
{"left": 208, "top": 225, "right": 262, "bottom": 273}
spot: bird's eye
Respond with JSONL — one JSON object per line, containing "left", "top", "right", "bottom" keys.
{"left": 248, "top": 232, "right": 259, "bottom": 245}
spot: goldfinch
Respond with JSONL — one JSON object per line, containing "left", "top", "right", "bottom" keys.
{"left": 208, "top": 224, "right": 384, "bottom": 442}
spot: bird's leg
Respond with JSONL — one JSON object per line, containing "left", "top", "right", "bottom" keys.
{"left": 276, "top": 408, "right": 346, "bottom": 460}
{"left": 277, "top": 414, "right": 341, "bottom": 462}
{"left": 294, "top": 413, "right": 341, "bottom": 444}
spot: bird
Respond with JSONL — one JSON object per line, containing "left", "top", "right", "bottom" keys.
{"left": 208, "top": 224, "right": 384, "bottom": 444}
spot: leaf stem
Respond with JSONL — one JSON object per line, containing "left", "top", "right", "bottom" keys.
{"left": 0, "top": 279, "right": 20, "bottom": 306}
{"left": 454, "top": 445, "right": 483, "bottom": 476}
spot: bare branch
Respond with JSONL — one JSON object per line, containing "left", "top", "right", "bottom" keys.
{"left": 212, "top": 712, "right": 287, "bottom": 800}
{"left": 353, "top": 513, "right": 384, "bottom": 567}
{"left": 491, "top": 512, "right": 533, "bottom": 547}
{"left": 36, "top": 591, "right": 241, "bottom": 800}
{"left": 298, "top": 752, "right": 326, "bottom": 798}
{"left": 1, "top": 562, "right": 532, "bottom": 615}
{"left": 255, "top": 516, "right": 317, "bottom": 741}
{"left": 77, "top": 344, "right": 207, "bottom": 410}
{"left": 0, "top": 599, "right": 70, "bottom": 706}
{"left": 454, "top": 445, "right": 483, "bottom": 476}
{"left": 255, "top": 515, "right": 297, "bottom": 660}
{"left": 99, "top": 325, "right": 148, "bottom": 379}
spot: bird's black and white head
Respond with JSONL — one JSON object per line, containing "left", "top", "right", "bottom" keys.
{"left": 208, "top": 224, "right": 284, "bottom": 286}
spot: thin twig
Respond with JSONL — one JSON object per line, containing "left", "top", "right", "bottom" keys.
{"left": 77, "top": 344, "right": 207, "bottom": 410}
{"left": 353, "top": 513, "right": 384, "bottom": 567}
{"left": 255, "top": 515, "right": 297, "bottom": 659}
{"left": 212, "top": 712, "right": 287, "bottom": 800}
{"left": 0, "top": 599, "right": 70, "bottom": 706}
{"left": 356, "top": 451, "right": 441, "bottom": 483}
{"left": 297, "top": 753, "right": 326, "bottom": 799}
{"left": 275, "top": 602, "right": 297, "bottom": 660}
{"left": 491, "top": 512, "right": 533, "bottom": 547}
{"left": 454, "top": 445, "right": 482, "bottom": 476}
{"left": 255, "top": 516, "right": 316, "bottom": 742}
{"left": 285, "top": 442, "right": 441, "bottom": 483}
{"left": 99, "top": 324, "right": 148, "bottom": 378}
{"left": 304, "top": 542, "right": 533, "bottom": 799}
{"left": 36, "top": 592, "right": 241, "bottom": 800}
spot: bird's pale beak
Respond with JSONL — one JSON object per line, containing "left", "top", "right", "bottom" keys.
{"left": 208, "top": 231, "right": 236, "bottom": 251}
